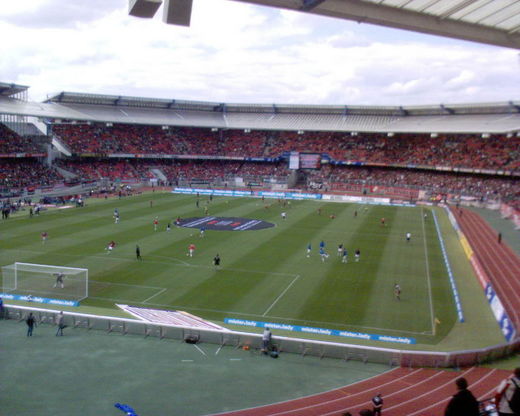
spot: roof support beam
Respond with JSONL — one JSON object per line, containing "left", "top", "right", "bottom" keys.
{"left": 230, "top": 0, "right": 520, "bottom": 49}
{"left": 301, "top": 0, "right": 327, "bottom": 12}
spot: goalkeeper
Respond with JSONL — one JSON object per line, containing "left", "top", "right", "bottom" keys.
{"left": 53, "top": 272, "right": 65, "bottom": 289}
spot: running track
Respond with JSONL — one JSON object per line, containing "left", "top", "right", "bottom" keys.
{"left": 451, "top": 207, "right": 520, "bottom": 332}
{"left": 210, "top": 208, "right": 518, "bottom": 416}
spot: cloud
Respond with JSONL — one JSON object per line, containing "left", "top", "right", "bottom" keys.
{"left": 0, "top": 0, "right": 123, "bottom": 28}
{"left": 0, "top": 0, "right": 519, "bottom": 106}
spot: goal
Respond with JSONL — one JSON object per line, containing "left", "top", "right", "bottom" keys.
{"left": 1, "top": 262, "right": 88, "bottom": 302}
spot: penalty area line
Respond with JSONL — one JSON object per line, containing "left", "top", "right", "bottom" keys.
{"left": 262, "top": 274, "right": 301, "bottom": 316}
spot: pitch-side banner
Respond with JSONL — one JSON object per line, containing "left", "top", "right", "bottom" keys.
{"left": 225, "top": 318, "right": 416, "bottom": 344}
{"left": 0, "top": 293, "right": 79, "bottom": 307}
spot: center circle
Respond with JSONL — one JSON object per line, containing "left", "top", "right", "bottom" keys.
{"left": 178, "top": 216, "right": 275, "bottom": 231}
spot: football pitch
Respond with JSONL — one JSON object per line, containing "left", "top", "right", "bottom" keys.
{"left": 0, "top": 192, "right": 457, "bottom": 344}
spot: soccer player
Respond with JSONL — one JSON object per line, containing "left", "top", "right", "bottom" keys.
{"left": 354, "top": 210, "right": 357, "bottom": 217}
{"left": 166, "top": 222, "right": 171, "bottom": 232}
{"left": 406, "top": 232, "right": 411, "bottom": 242}
{"left": 381, "top": 218, "right": 386, "bottom": 226}
{"left": 213, "top": 253, "right": 221, "bottom": 268}
{"left": 114, "top": 213, "right": 120, "bottom": 224}
{"left": 394, "top": 284, "right": 401, "bottom": 301}
{"left": 200, "top": 226, "right": 206, "bottom": 238}
{"left": 136, "top": 245, "right": 142, "bottom": 260}
{"left": 41, "top": 231, "right": 48, "bottom": 244}
{"left": 319, "top": 247, "right": 329, "bottom": 262}
{"left": 106, "top": 240, "right": 116, "bottom": 254}
{"left": 354, "top": 249, "right": 361, "bottom": 262}
{"left": 342, "top": 247, "right": 348, "bottom": 263}
{"left": 337, "top": 243, "right": 343, "bottom": 257}
{"left": 204, "top": 206, "right": 209, "bottom": 215}
{"left": 281, "top": 212, "right": 286, "bottom": 220}
{"left": 306, "top": 243, "right": 312, "bottom": 258}
{"left": 319, "top": 240, "right": 325, "bottom": 250}
{"left": 53, "top": 273, "right": 65, "bottom": 289}
{"left": 153, "top": 217, "right": 158, "bottom": 231}
{"left": 188, "top": 243, "right": 196, "bottom": 257}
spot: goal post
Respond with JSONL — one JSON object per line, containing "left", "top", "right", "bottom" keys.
{"left": 1, "top": 262, "right": 88, "bottom": 302}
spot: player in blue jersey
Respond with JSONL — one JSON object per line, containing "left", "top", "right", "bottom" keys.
{"left": 342, "top": 247, "right": 348, "bottom": 263}
{"left": 319, "top": 240, "right": 325, "bottom": 249}
{"left": 200, "top": 226, "right": 206, "bottom": 238}
{"left": 319, "top": 247, "right": 329, "bottom": 262}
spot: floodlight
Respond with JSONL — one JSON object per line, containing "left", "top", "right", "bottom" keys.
{"left": 129, "top": 0, "right": 162, "bottom": 18}
{"left": 163, "top": 0, "right": 193, "bottom": 26}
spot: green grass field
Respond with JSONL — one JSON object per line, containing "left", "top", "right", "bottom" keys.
{"left": 0, "top": 192, "right": 462, "bottom": 344}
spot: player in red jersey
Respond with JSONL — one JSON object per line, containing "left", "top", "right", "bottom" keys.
{"left": 106, "top": 240, "right": 116, "bottom": 254}
{"left": 188, "top": 243, "right": 196, "bottom": 257}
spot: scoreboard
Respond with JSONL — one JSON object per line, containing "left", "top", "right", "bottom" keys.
{"left": 299, "top": 153, "right": 321, "bottom": 169}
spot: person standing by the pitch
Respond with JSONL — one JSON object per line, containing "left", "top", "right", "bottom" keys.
{"left": 26, "top": 312, "right": 36, "bottom": 337}
{"left": 55, "top": 311, "right": 65, "bottom": 336}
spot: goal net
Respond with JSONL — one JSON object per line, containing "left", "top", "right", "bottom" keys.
{"left": 1, "top": 262, "right": 88, "bottom": 302}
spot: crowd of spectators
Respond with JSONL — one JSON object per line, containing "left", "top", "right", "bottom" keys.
{"left": 0, "top": 159, "right": 62, "bottom": 189}
{"left": 266, "top": 131, "right": 520, "bottom": 171}
{"left": 306, "top": 165, "right": 519, "bottom": 203}
{"left": 1, "top": 122, "right": 518, "bottom": 208}
{"left": 0, "top": 124, "right": 46, "bottom": 154}
{"left": 55, "top": 158, "right": 289, "bottom": 184}
{"left": 52, "top": 123, "right": 519, "bottom": 172}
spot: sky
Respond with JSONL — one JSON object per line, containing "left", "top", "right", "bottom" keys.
{"left": 1, "top": 0, "right": 520, "bottom": 106}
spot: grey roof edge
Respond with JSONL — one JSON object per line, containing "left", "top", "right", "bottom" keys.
{"left": 229, "top": 0, "right": 520, "bottom": 50}
{"left": 44, "top": 91, "right": 520, "bottom": 116}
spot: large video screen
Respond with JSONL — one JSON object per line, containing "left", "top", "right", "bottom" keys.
{"left": 299, "top": 153, "right": 321, "bottom": 169}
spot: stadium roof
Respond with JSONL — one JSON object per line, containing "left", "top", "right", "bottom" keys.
{"left": 1, "top": 91, "right": 519, "bottom": 134}
{"left": 131, "top": 0, "right": 520, "bottom": 49}
{"left": 237, "top": 0, "right": 520, "bottom": 49}
{"left": 234, "top": 0, "right": 520, "bottom": 49}
{"left": 0, "top": 82, "right": 29, "bottom": 98}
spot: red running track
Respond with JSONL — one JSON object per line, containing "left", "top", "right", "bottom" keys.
{"left": 209, "top": 367, "right": 510, "bottom": 416}
{"left": 451, "top": 207, "right": 520, "bottom": 332}
{"left": 209, "top": 208, "right": 518, "bottom": 416}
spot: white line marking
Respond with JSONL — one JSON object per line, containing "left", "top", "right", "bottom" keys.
{"left": 229, "top": 358, "right": 242, "bottom": 361}
{"left": 87, "top": 296, "right": 430, "bottom": 336}
{"left": 262, "top": 274, "right": 301, "bottom": 316}
{"left": 181, "top": 359, "right": 194, "bottom": 362}
{"left": 215, "top": 345, "right": 223, "bottom": 355}
{"left": 421, "top": 207, "right": 435, "bottom": 334}
{"left": 142, "top": 288, "right": 167, "bottom": 304}
{"left": 193, "top": 344, "right": 207, "bottom": 356}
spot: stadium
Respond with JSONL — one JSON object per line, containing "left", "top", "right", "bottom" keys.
{"left": 1, "top": 1, "right": 520, "bottom": 416}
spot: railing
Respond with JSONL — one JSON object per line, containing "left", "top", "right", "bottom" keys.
{"left": 5, "top": 305, "right": 519, "bottom": 368}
